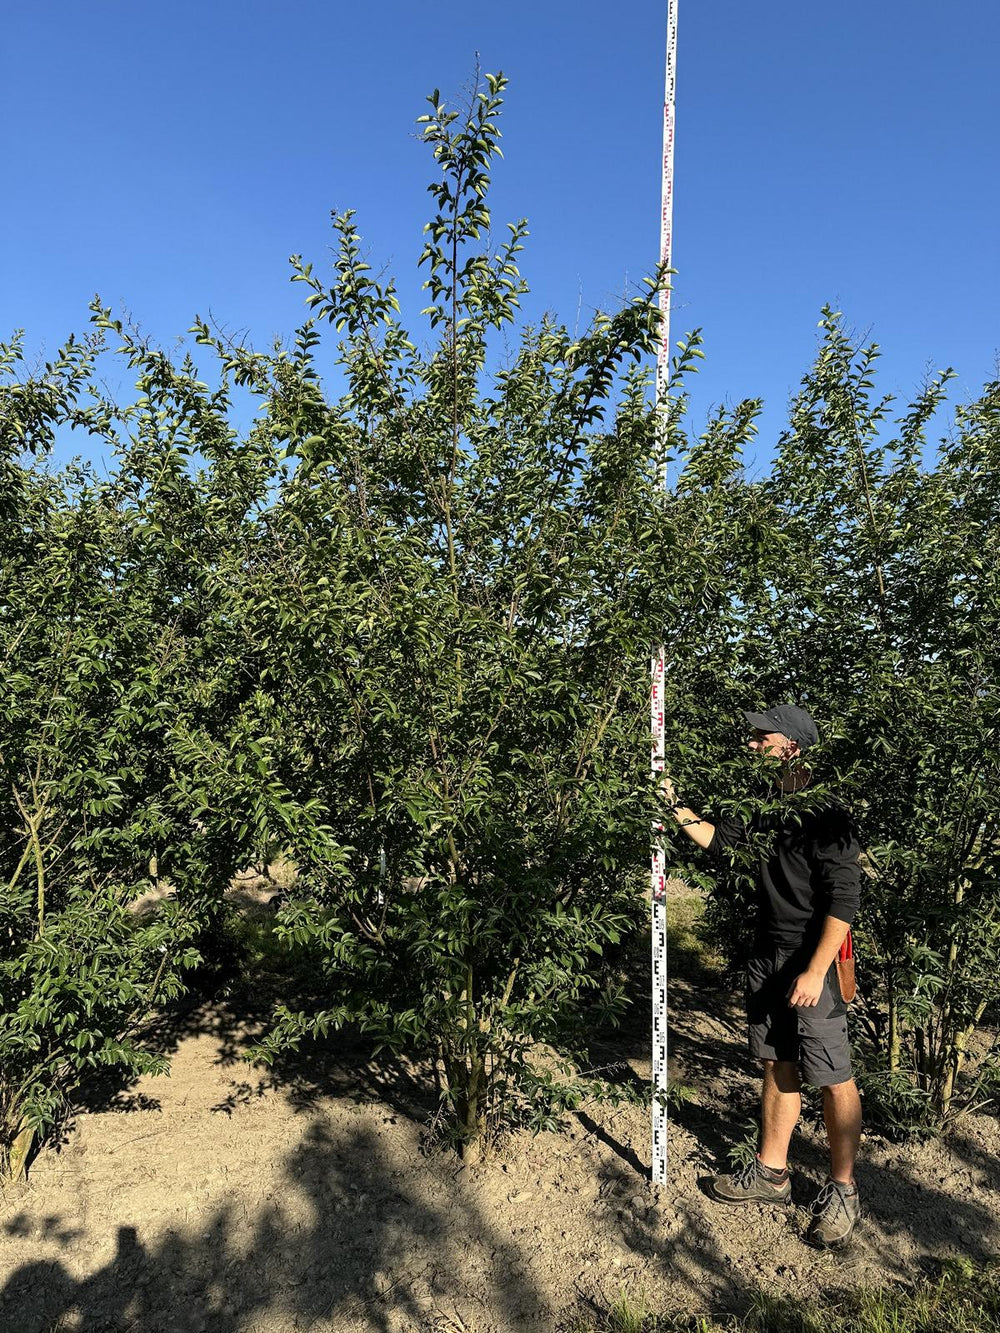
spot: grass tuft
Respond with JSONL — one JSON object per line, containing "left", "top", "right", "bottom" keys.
{"left": 607, "top": 1287, "right": 650, "bottom": 1333}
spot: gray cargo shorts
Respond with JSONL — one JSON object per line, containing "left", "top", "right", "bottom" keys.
{"left": 746, "top": 945, "right": 853, "bottom": 1087}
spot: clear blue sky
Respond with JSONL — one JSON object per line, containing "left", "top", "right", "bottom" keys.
{"left": 3, "top": 1, "right": 998, "bottom": 471}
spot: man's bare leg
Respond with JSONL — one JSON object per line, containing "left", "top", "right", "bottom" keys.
{"left": 758, "top": 1059, "right": 801, "bottom": 1169}
{"left": 706, "top": 1060, "right": 795, "bottom": 1203}
{"left": 822, "top": 1078, "right": 862, "bottom": 1184}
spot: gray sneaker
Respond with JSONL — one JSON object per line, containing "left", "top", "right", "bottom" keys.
{"left": 806, "top": 1178, "right": 861, "bottom": 1249}
{"left": 707, "top": 1157, "right": 791, "bottom": 1206}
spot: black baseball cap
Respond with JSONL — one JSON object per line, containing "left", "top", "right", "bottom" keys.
{"left": 743, "top": 704, "right": 818, "bottom": 752}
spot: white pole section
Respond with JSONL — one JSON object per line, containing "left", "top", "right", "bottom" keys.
{"left": 651, "top": 0, "right": 678, "bottom": 1187}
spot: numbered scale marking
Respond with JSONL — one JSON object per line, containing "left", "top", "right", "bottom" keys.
{"left": 651, "top": 0, "right": 678, "bottom": 1188}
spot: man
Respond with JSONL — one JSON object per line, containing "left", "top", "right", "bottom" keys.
{"left": 662, "top": 704, "right": 862, "bottom": 1250}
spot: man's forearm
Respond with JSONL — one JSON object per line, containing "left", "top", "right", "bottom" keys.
{"left": 788, "top": 915, "right": 853, "bottom": 1008}
{"left": 660, "top": 776, "right": 716, "bottom": 850}
{"left": 669, "top": 805, "right": 716, "bottom": 851}
{"left": 807, "top": 915, "right": 852, "bottom": 976}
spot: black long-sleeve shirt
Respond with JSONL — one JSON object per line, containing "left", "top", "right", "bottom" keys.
{"left": 707, "top": 801, "right": 862, "bottom": 949}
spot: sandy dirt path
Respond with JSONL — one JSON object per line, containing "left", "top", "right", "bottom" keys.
{"left": 3, "top": 940, "right": 999, "bottom": 1333}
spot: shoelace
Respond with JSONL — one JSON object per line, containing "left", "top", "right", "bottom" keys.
{"left": 810, "top": 1180, "right": 850, "bottom": 1220}
{"left": 733, "top": 1158, "right": 766, "bottom": 1191}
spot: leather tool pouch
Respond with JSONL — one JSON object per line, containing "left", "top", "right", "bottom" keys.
{"left": 836, "top": 930, "right": 856, "bottom": 1004}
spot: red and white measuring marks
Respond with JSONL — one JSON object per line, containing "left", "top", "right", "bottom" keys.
{"left": 651, "top": 0, "right": 678, "bottom": 1187}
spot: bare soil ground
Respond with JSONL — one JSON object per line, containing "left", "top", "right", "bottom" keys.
{"left": 2, "top": 883, "right": 999, "bottom": 1333}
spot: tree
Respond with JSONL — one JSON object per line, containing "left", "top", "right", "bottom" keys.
{"left": 0, "top": 323, "right": 296, "bottom": 1177}
{"left": 671, "top": 311, "right": 1000, "bottom": 1130}
{"left": 7, "top": 75, "right": 994, "bottom": 1176}
{"left": 234, "top": 72, "right": 694, "bottom": 1158}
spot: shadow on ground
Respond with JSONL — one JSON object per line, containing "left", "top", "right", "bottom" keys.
{"left": 8, "top": 883, "right": 1000, "bottom": 1332}
{"left": 73, "top": 982, "right": 443, "bottom": 1129}
{"left": 1, "top": 1119, "right": 553, "bottom": 1333}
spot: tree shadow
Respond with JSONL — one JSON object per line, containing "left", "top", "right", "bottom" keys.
{"left": 574, "top": 1111, "right": 647, "bottom": 1177}
{"left": 71, "top": 990, "right": 444, "bottom": 1139}
{"left": 573, "top": 1113, "right": 1000, "bottom": 1331}
{"left": 0, "top": 1120, "right": 554, "bottom": 1333}
{"left": 940, "top": 1122, "right": 1000, "bottom": 1192}
{"left": 23, "top": 893, "right": 1000, "bottom": 1331}
{"left": 569, "top": 1008, "right": 1000, "bottom": 1327}
{"left": 854, "top": 1122, "right": 1000, "bottom": 1273}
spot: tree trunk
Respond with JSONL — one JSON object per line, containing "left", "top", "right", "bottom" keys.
{"left": 914, "top": 1025, "right": 928, "bottom": 1092}
{"left": 938, "top": 1046, "right": 958, "bottom": 1122}
{"left": 449, "top": 955, "right": 487, "bottom": 1162}
{"left": 7, "top": 1119, "right": 36, "bottom": 1182}
{"left": 888, "top": 986, "right": 901, "bottom": 1073}
{"left": 937, "top": 1003, "right": 987, "bottom": 1124}
{"left": 454, "top": 1050, "right": 485, "bottom": 1162}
